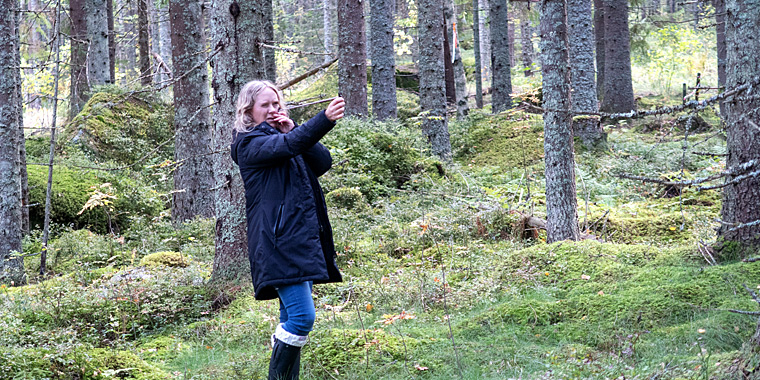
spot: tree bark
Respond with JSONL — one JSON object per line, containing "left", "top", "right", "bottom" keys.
{"left": 137, "top": 0, "right": 152, "bottom": 86}
{"left": 0, "top": 0, "right": 26, "bottom": 285}
{"left": 264, "top": 0, "right": 276, "bottom": 81}
{"left": 418, "top": 0, "right": 451, "bottom": 160}
{"left": 70, "top": 0, "right": 89, "bottom": 118}
{"left": 490, "top": 0, "right": 512, "bottom": 113}
{"left": 170, "top": 0, "right": 215, "bottom": 223}
{"left": 714, "top": 0, "right": 727, "bottom": 121}
{"left": 600, "top": 0, "right": 635, "bottom": 113}
{"left": 593, "top": 0, "right": 604, "bottom": 101}
{"left": 442, "top": 13, "right": 456, "bottom": 105}
{"left": 86, "top": 0, "right": 112, "bottom": 86}
{"left": 323, "top": 0, "right": 334, "bottom": 63}
{"left": 540, "top": 0, "right": 580, "bottom": 243}
{"left": 107, "top": 0, "right": 115, "bottom": 83}
{"left": 117, "top": 0, "right": 138, "bottom": 84}
{"left": 209, "top": 0, "right": 267, "bottom": 285}
{"left": 518, "top": 2, "right": 534, "bottom": 77}
{"left": 444, "top": 0, "right": 469, "bottom": 118}
{"left": 370, "top": 0, "right": 398, "bottom": 120}
{"left": 472, "top": 0, "right": 484, "bottom": 108}
{"left": 717, "top": 0, "right": 760, "bottom": 255}
{"left": 338, "top": 0, "right": 368, "bottom": 117}
{"left": 478, "top": 0, "right": 491, "bottom": 83}
{"left": 568, "top": 0, "right": 605, "bottom": 149}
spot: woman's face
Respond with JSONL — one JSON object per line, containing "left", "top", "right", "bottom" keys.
{"left": 251, "top": 87, "right": 281, "bottom": 125}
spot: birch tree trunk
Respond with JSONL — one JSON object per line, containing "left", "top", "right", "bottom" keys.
{"left": 0, "top": 0, "right": 26, "bottom": 285}
{"left": 86, "top": 0, "right": 112, "bottom": 86}
{"left": 209, "top": 0, "right": 266, "bottom": 285}
{"left": 170, "top": 0, "right": 215, "bottom": 223}
{"left": 490, "top": 0, "right": 512, "bottom": 113}
{"left": 472, "top": 0, "right": 483, "bottom": 108}
{"left": 540, "top": 0, "right": 580, "bottom": 243}
{"left": 338, "top": 0, "right": 368, "bottom": 117}
{"left": 717, "top": 0, "right": 760, "bottom": 256}
{"left": 418, "top": 0, "right": 451, "bottom": 160}
{"left": 600, "top": 0, "right": 634, "bottom": 113}
{"left": 568, "top": 0, "right": 605, "bottom": 149}
{"left": 370, "top": 0, "right": 398, "bottom": 120}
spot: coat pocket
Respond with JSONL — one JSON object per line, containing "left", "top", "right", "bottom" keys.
{"left": 273, "top": 203, "right": 284, "bottom": 237}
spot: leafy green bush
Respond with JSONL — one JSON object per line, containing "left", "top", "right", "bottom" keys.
{"left": 325, "top": 187, "right": 369, "bottom": 211}
{"left": 321, "top": 118, "right": 443, "bottom": 201}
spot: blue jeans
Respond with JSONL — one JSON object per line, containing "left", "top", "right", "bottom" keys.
{"left": 277, "top": 281, "right": 315, "bottom": 337}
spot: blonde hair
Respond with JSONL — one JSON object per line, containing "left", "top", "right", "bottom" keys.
{"left": 234, "top": 80, "right": 287, "bottom": 135}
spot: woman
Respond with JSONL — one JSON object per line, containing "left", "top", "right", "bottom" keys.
{"left": 230, "top": 80, "right": 345, "bottom": 379}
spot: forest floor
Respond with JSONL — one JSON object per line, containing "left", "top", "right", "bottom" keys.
{"left": 2, "top": 88, "right": 759, "bottom": 379}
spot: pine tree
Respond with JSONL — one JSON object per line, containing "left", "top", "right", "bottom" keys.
{"left": 418, "top": 0, "right": 451, "bottom": 160}
{"left": 370, "top": 0, "right": 398, "bottom": 120}
{"left": 338, "top": 0, "right": 368, "bottom": 117}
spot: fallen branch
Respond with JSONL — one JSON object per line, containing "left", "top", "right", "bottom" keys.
{"left": 277, "top": 57, "right": 338, "bottom": 90}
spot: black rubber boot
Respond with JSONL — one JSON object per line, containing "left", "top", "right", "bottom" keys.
{"left": 268, "top": 338, "right": 301, "bottom": 380}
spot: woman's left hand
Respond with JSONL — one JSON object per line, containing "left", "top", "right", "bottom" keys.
{"left": 272, "top": 111, "right": 295, "bottom": 133}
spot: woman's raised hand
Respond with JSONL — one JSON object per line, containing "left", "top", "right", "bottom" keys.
{"left": 272, "top": 110, "right": 295, "bottom": 133}
{"left": 325, "top": 96, "right": 345, "bottom": 122}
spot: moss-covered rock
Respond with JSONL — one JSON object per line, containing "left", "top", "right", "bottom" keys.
{"left": 62, "top": 87, "right": 174, "bottom": 165}
{"left": 26, "top": 165, "right": 164, "bottom": 233}
{"left": 326, "top": 187, "right": 369, "bottom": 211}
{"left": 451, "top": 110, "right": 545, "bottom": 169}
{"left": 140, "top": 251, "right": 189, "bottom": 268}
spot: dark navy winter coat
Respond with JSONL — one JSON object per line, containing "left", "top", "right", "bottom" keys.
{"left": 230, "top": 110, "right": 342, "bottom": 300}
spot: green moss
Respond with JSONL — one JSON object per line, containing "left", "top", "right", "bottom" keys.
{"left": 326, "top": 187, "right": 369, "bottom": 211}
{"left": 26, "top": 165, "right": 164, "bottom": 233}
{"left": 63, "top": 88, "right": 174, "bottom": 165}
{"left": 305, "top": 328, "right": 420, "bottom": 370}
{"left": 140, "top": 251, "right": 189, "bottom": 268}
{"left": 451, "top": 111, "right": 545, "bottom": 170}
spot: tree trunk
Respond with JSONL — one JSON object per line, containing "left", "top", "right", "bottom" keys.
{"left": 170, "top": 0, "right": 215, "bottom": 223}
{"left": 159, "top": 2, "right": 172, "bottom": 76}
{"left": 593, "top": 0, "right": 604, "bottom": 101}
{"left": 323, "top": 0, "right": 333, "bottom": 63}
{"left": 518, "top": 2, "right": 534, "bottom": 77}
{"left": 396, "top": 0, "right": 408, "bottom": 18}
{"left": 568, "top": 0, "right": 605, "bottom": 149}
{"left": 717, "top": 0, "right": 760, "bottom": 256}
{"left": 264, "top": 0, "right": 276, "bottom": 81}
{"left": 137, "top": 0, "right": 152, "bottom": 86}
{"left": 107, "top": 0, "right": 115, "bottom": 83}
{"left": 86, "top": 0, "right": 112, "bottom": 86}
{"left": 117, "top": 0, "right": 138, "bottom": 84}
{"left": 209, "top": 0, "right": 266, "bottom": 285}
{"left": 418, "top": 0, "right": 451, "bottom": 160}
{"left": 490, "top": 0, "right": 512, "bottom": 113}
{"left": 444, "top": 0, "right": 469, "bottom": 118}
{"left": 714, "top": 0, "right": 726, "bottom": 120}
{"left": 478, "top": 0, "right": 491, "bottom": 83}
{"left": 442, "top": 11, "right": 456, "bottom": 105}
{"left": 370, "top": 0, "right": 398, "bottom": 120}
{"left": 472, "top": 0, "right": 483, "bottom": 108}
{"left": 540, "top": 0, "right": 580, "bottom": 243}
{"left": 149, "top": 0, "right": 162, "bottom": 84}
{"left": 600, "top": 0, "right": 634, "bottom": 113}
{"left": 0, "top": 0, "right": 26, "bottom": 285}
{"left": 338, "top": 0, "right": 368, "bottom": 117}
{"left": 70, "top": 0, "right": 89, "bottom": 118}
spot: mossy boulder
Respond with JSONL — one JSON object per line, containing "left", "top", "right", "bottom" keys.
{"left": 451, "top": 110, "right": 545, "bottom": 169}
{"left": 140, "top": 251, "right": 189, "bottom": 268}
{"left": 26, "top": 165, "right": 164, "bottom": 233}
{"left": 63, "top": 87, "right": 174, "bottom": 165}
{"left": 326, "top": 187, "right": 369, "bottom": 211}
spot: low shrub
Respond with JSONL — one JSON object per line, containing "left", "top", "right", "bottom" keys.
{"left": 140, "top": 251, "right": 189, "bottom": 268}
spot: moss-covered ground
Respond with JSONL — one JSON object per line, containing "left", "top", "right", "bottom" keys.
{"left": 5, "top": 79, "right": 758, "bottom": 379}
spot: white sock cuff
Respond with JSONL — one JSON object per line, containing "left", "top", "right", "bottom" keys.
{"left": 275, "top": 323, "right": 308, "bottom": 347}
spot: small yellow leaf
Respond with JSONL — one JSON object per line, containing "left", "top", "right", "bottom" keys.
{"left": 366, "top": 304, "right": 374, "bottom": 312}
{"left": 698, "top": 328, "right": 706, "bottom": 334}
{"left": 669, "top": 226, "right": 677, "bottom": 231}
